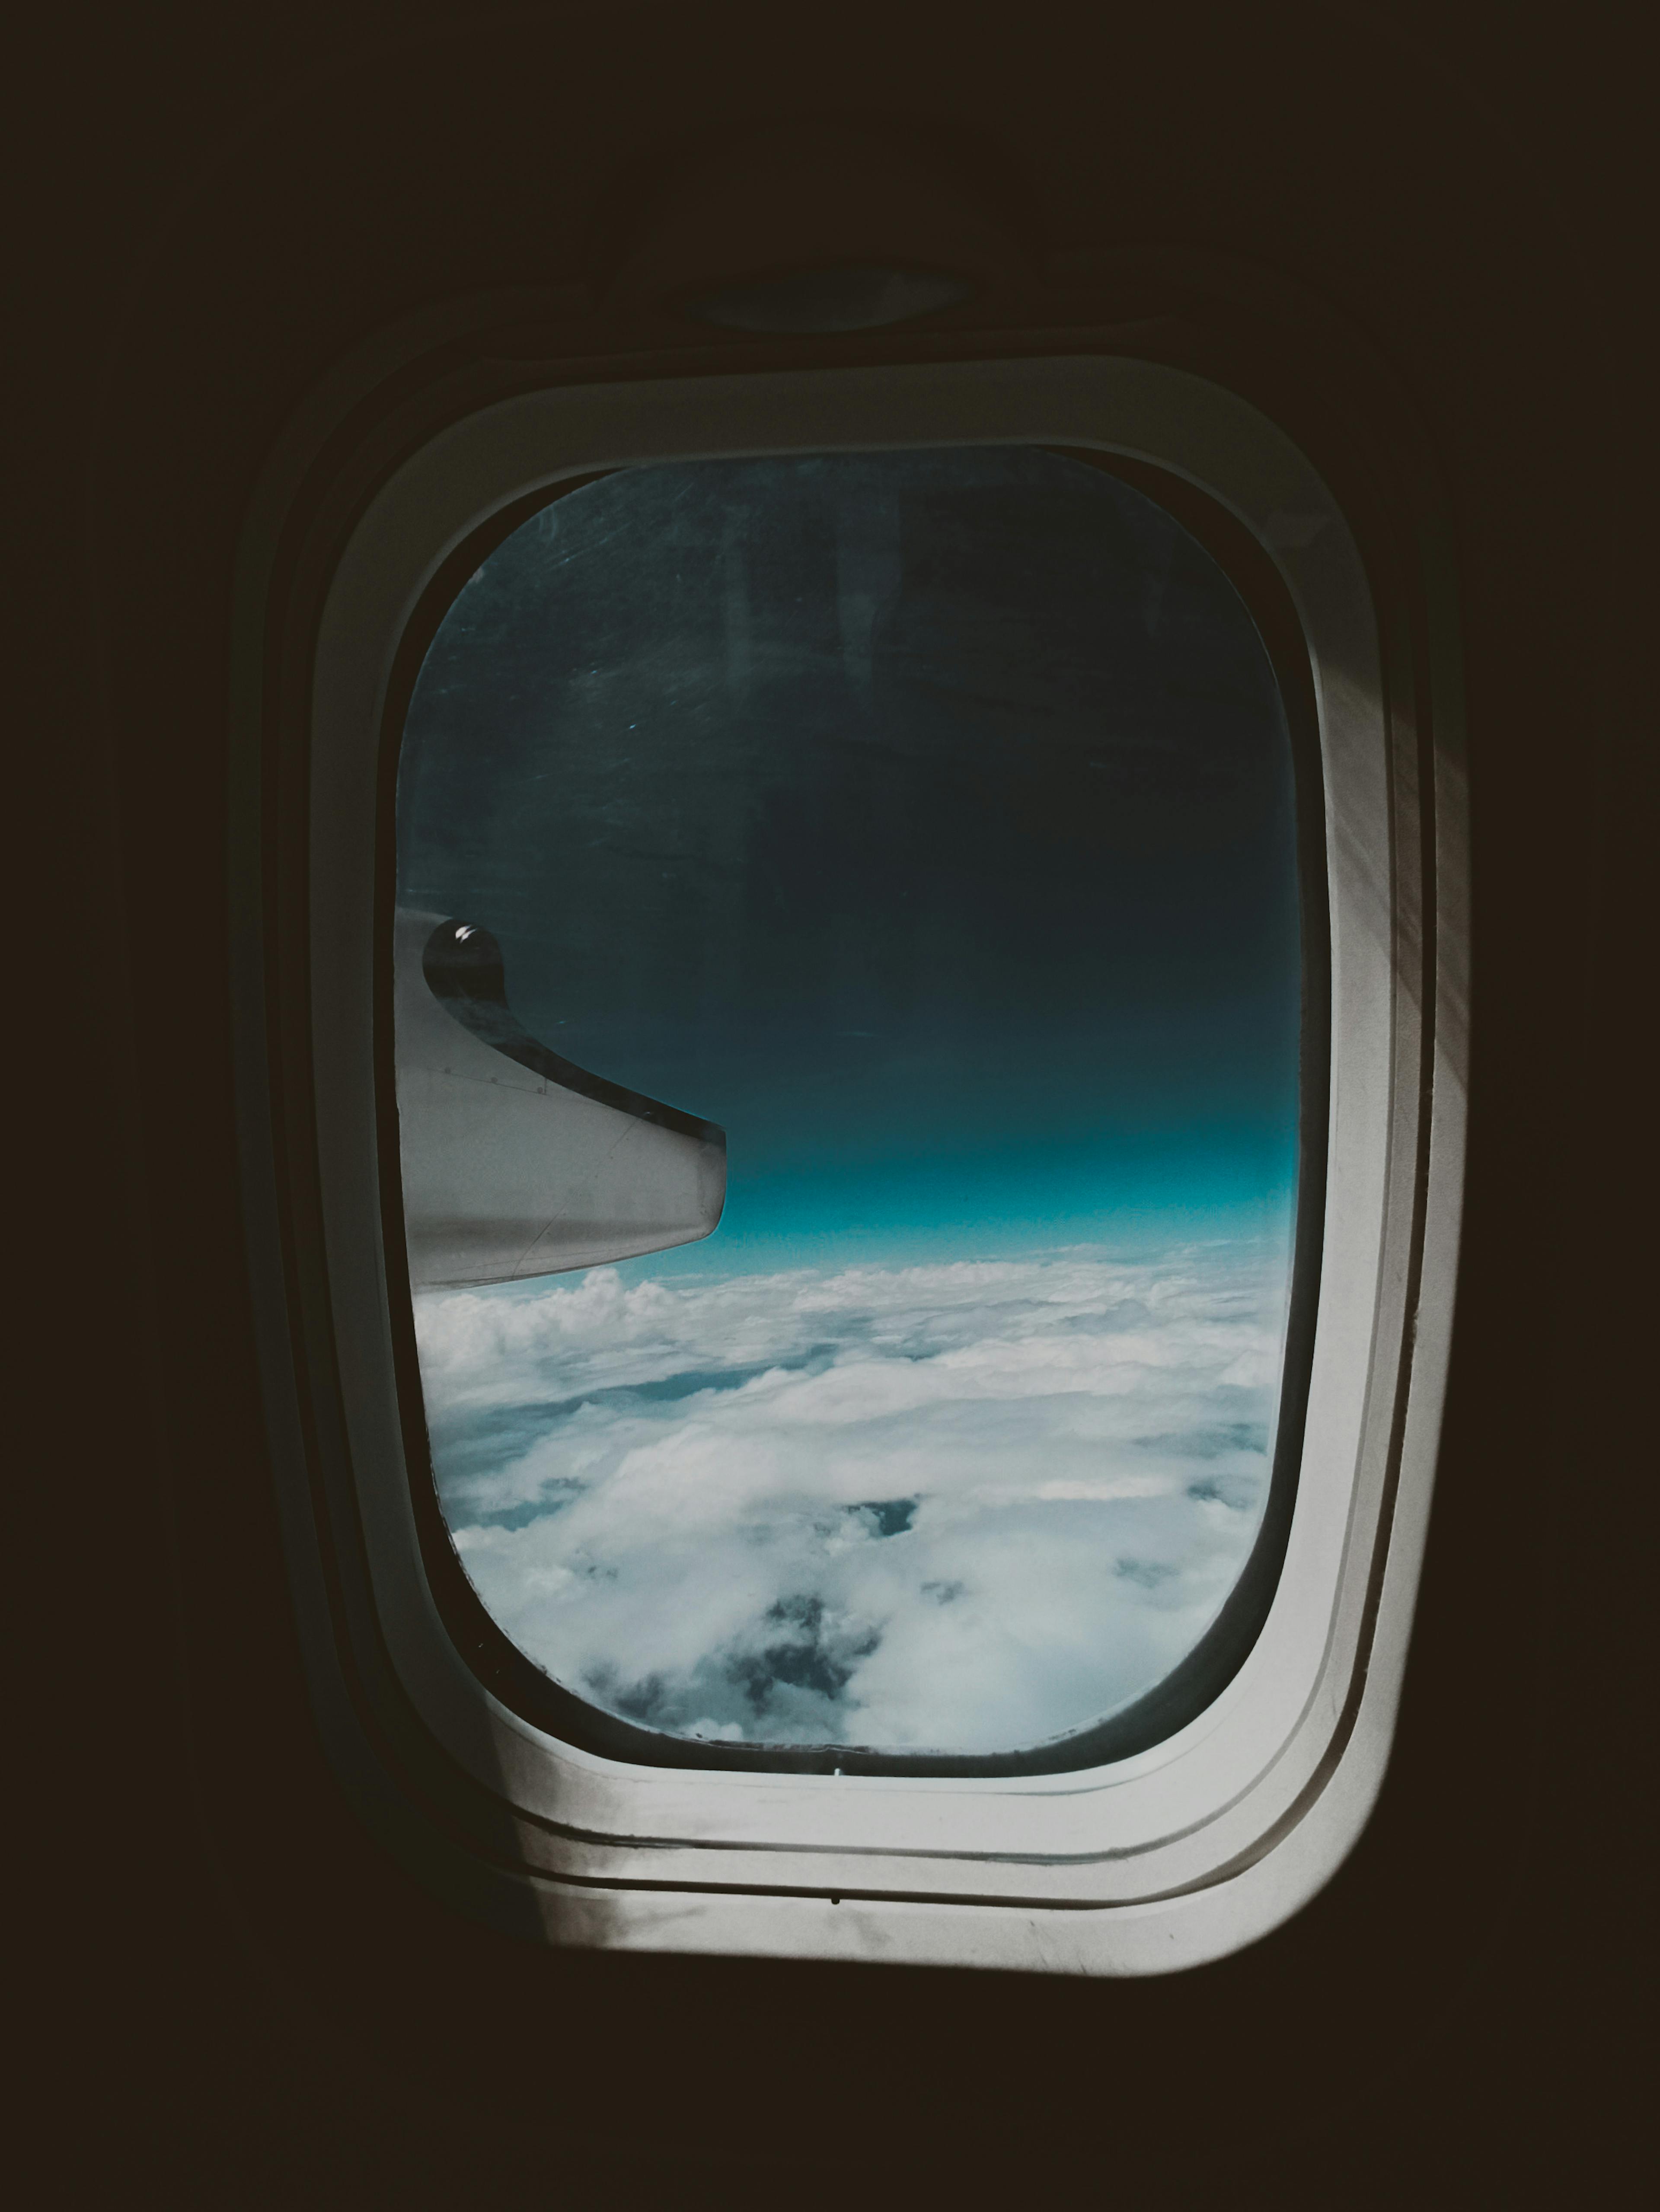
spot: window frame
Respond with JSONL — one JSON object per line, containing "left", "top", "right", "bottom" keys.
{"left": 233, "top": 342, "right": 1467, "bottom": 1976}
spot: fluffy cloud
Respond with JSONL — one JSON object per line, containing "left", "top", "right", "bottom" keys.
{"left": 415, "top": 1242, "right": 1288, "bottom": 1756}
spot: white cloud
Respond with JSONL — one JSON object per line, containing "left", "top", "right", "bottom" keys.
{"left": 415, "top": 1241, "right": 1289, "bottom": 1755}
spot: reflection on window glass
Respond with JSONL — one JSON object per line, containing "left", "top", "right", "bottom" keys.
{"left": 395, "top": 447, "right": 1306, "bottom": 1761}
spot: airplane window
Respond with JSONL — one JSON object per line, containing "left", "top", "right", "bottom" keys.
{"left": 392, "top": 446, "right": 1316, "bottom": 1772}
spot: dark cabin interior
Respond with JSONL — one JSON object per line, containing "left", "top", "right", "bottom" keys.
{"left": 19, "top": 3, "right": 1644, "bottom": 2202}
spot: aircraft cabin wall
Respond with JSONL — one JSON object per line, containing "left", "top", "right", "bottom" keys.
{"left": 20, "top": 3, "right": 1644, "bottom": 2203}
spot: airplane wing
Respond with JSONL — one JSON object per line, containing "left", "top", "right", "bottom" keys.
{"left": 395, "top": 909, "right": 727, "bottom": 1290}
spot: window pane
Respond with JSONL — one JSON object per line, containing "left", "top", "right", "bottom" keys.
{"left": 395, "top": 447, "right": 1307, "bottom": 1763}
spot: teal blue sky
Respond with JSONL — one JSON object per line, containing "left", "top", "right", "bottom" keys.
{"left": 398, "top": 447, "right": 1305, "bottom": 1280}
{"left": 619, "top": 1138, "right": 1296, "bottom": 1279}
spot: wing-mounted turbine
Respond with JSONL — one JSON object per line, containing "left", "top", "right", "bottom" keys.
{"left": 395, "top": 910, "right": 727, "bottom": 1290}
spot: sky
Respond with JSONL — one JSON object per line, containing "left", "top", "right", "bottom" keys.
{"left": 397, "top": 446, "right": 1304, "bottom": 1758}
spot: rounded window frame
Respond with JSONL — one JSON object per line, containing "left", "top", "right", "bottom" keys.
{"left": 237, "top": 346, "right": 1467, "bottom": 1976}
{"left": 381, "top": 440, "right": 1331, "bottom": 1782}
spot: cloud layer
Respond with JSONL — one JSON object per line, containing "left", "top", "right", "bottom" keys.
{"left": 416, "top": 1242, "right": 1288, "bottom": 1755}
